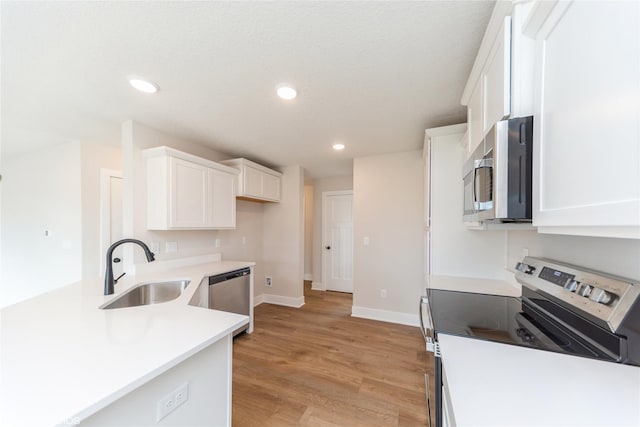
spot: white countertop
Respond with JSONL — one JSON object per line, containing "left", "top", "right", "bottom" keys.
{"left": 438, "top": 334, "right": 640, "bottom": 426}
{"left": 0, "top": 255, "right": 254, "bottom": 427}
{"left": 428, "top": 274, "right": 521, "bottom": 297}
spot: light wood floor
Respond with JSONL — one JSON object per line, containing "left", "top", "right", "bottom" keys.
{"left": 232, "top": 282, "right": 434, "bottom": 426}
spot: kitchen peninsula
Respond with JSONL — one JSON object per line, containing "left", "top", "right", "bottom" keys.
{"left": 0, "top": 255, "right": 253, "bottom": 426}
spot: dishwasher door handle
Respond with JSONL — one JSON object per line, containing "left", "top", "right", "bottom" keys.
{"left": 209, "top": 267, "right": 251, "bottom": 285}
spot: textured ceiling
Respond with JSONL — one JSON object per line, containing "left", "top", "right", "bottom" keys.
{"left": 1, "top": 1, "right": 494, "bottom": 178}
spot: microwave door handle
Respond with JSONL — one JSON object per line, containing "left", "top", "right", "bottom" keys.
{"left": 473, "top": 158, "right": 493, "bottom": 211}
{"left": 473, "top": 167, "right": 480, "bottom": 210}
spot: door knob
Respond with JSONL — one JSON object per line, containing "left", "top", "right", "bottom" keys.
{"left": 325, "top": 246, "right": 331, "bottom": 250}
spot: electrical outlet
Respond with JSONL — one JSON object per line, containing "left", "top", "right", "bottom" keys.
{"left": 174, "top": 382, "right": 189, "bottom": 406}
{"left": 380, "top": 289, "right": 387, "bottom": 298}
{"left": 165, "top": 241, "right": 178, "bottom": 253}
{"left": 265, "top": 277, "right": 272, "bottom": 287}
{"left": 215, "top": 238, "right": 221, "bottom": 248}
{"left": 150, "top": 242, "right": 160, "bottom": 253}
{"left": 157, "top": 382, "right": 189, "bottom": 422}
{"left": 522, "top": 247, "right": 529, "bottom": 258}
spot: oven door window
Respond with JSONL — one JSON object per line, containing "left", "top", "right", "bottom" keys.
{"left": 474, "top": 153, "right": 493, "bottom": 211}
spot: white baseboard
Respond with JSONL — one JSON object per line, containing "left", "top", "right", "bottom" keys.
{"left": 311, "top": 281, "right": 325, "bottom": 291}
{"left": 304, "top": 273, "right": 313, "bottom": 281}
{"left": 351, "top": 305, "right": 420, "bottom": 327}
{"left": 255, "top": 294, "right": 305, "bottom": 308}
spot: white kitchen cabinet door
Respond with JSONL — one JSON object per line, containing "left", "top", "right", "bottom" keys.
{"left": 482, "top": 16, "right": 511, "bottom": 133}
{"left": 467, "top": 80, "right": 484, "bottom": 155}
{"left": 261, "top": 172, "right": 280, "bottom": 201}
{"left": 170, "top": 157, "right": 209, "bottom": 228}
{"left": 530, "top": 0, "right": 640, "bottom": 238}
{"left": 208, "top": 168, "right": 236, "bottom": 228}
{"left": 243, "top": 165, "right": 263, "bottom": 199}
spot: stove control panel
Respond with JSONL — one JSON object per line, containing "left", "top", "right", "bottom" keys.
{"left": 515, "top": 256, "right": 640, "bottom": 333}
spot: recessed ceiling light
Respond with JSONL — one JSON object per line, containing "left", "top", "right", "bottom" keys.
{"left": 276, "top": 84, "right": 297, "bottom": 100}
{"left": 128, "top": 77, "right": 159, "bottom": 94}
{"left": 333, "top": 143, "right": 345, "bottom": 151}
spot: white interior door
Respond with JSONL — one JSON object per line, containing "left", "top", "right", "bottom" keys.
{"left": 322, "top": 191, "right": 353, "bottom": 293}
{"left": 100, "top": 169, "right": 124, "bottom": 277}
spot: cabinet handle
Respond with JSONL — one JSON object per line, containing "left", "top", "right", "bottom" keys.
{"left": 325, "top": 246, "right": 331, "bottom": 250}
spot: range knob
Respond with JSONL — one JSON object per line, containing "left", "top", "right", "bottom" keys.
{"left": 565, "top": 280, "right": 579, "bottom": 292}
{"left": 577, "top": 283, "right": 593, "bottom": 297}
{"left": 589, "top": 288, "right": 614, "bottom": 305}
{"left": 516, "top": 262, "right": 536, "bottom": 275}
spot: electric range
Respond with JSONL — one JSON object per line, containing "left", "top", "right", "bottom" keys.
{"left": 420, "top": 257, "right": 640, "bottom": 427}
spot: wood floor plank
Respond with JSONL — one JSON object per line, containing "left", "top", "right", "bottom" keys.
{"left": 233, "top": 282, "right": 431, "bottom": 426}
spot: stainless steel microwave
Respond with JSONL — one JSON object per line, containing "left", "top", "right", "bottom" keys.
{"left": 462, "top": 116, "right": 533, "bottom": 223}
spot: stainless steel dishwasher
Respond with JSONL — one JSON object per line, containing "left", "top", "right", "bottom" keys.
{"left": 209, "top": 267, "right": 251, "bottom": 336}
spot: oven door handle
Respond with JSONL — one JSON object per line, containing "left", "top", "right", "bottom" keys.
{"left": 420, "top": 295, "right": 435, "bottom": 347}
{"left": 514, "top": 312, "right": 564, "bottom": 352}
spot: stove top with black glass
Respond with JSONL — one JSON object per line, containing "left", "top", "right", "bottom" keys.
{"left": 426, "top": 257, "right": 640, "bottom": 366}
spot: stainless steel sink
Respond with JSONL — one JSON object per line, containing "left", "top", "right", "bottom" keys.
{"left": 100, "top": 280, "right": 191, "bottom": 310}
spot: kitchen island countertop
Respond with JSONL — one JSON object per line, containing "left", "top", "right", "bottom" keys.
{"left": 0, "top": 255, "right": 254, "bottom": 426}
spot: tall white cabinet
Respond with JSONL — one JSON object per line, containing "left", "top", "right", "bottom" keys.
{"left": 424, "top": 124, "right": 507, "bottom": 283}
{"left": 526, "top": 0, "right": 640, "bottom": 239}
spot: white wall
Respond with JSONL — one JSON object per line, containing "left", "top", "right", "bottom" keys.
{"left": 352, "top": 151, "right": 423, "bottom": 325}
{"left": 80, "top": 141, "right": 122, "bottom": 281}
{"left": 310, "top": 175, "right": 353, "bottom": 286}
{"left": 506, "top": 231, "right": 640, "bottom": 281}
{"left": 1, "top": 142, "right": 82, "bottom": 307}
{"left": 261, "top": 165, "right": 305, "bottom": 306}
{"left": 217, "top": 199, "right": 264, "bottom": 297}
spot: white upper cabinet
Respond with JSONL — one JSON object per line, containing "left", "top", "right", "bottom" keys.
{"left": 462, "top": 1, "right": 537, "bottom": 157}
{"left": 526, "top": 0, "right": 640, "bottom": 238}
{"left": 221, "top": 158, "right": 282, "bottom": 203}
{"left": 144, "top": 146, "right": 238, "bottom": 230}
{"left": 461, "top": 3, "right": 513, "bottom": 155}
{"left": 482, "top": 16, "right": 511, "bottom": 133}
